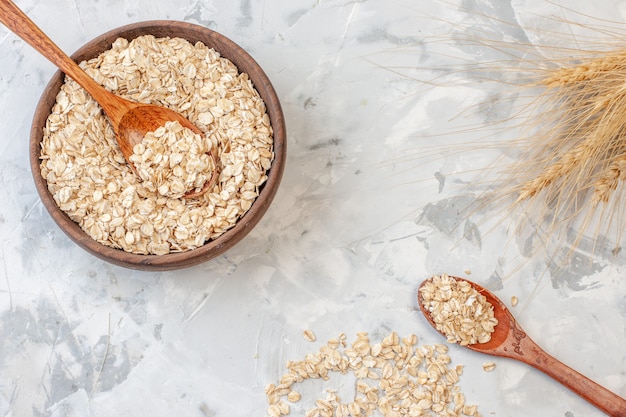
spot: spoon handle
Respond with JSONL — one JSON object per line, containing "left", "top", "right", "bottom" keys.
{"left": 519, "top": 335, "right": 626, "bottom": 416}
{"left": 0, "top": 0, "right": 127, "bottom": 122}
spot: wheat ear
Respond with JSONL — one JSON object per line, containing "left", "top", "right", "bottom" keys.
{"left": 541, "top": 54, "right": 626, "bottom": 88}
{"left": 515, "top": 129, "right": 600, "bottom": 202}
{"left": 592, "top": 153, "right": 626, "bottom": 204}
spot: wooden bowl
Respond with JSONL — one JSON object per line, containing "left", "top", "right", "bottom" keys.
{"left": 29, "top": 21, "right": 286, "bottom": 271}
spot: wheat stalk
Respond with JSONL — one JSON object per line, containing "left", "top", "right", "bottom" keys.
{"left": 403, "top": 5, "right": 626, "bottom": 264}
{"left": 463, "top": 46, "right": 626, "bottom": 262}
{"left": 511, "top": 53, "right": 626, "bottom": 207}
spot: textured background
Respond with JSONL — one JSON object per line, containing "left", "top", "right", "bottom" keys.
{"left": 0, "top": 0, "right": 624, "bottom": 416}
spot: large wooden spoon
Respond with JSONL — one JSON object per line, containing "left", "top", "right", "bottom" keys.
{"left": 417, "top": 275, "right": 626, "bottom": 417}
{"left": 0, "top": 0, "right": 217, "bottom": 198}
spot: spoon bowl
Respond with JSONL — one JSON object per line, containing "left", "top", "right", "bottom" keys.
{"left": 417, "top": 277, "right": 519, "bottom": 355}
{"left": 417, "top": 276, "right": 626, "bottom": 417}
{"left": 112, "top": 103, "right": 219, "bottom": 198}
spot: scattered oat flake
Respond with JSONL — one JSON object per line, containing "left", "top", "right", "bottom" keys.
{"left": 511, "top": 296, "right": 519, "bottom": 307}
{"left": 266, "top": 332, "right": 481, "bottom": 417}
{"left": 483, "top": 362, "right": 496, "bottom": 372}
{"left": 303, "top": 330, "right": 316, "bottom": 342}
{"left": 287, "top": 391, "right": 301, "bottom": 403}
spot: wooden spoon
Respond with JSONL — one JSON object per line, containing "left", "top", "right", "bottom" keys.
{"left": 417, "top": 276, "right": 626, "bottom": 417}
{"left": 0, "top": 0, "right": 217, "bottom": 198}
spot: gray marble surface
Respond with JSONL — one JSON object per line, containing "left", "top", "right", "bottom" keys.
{"left": 0, "top": 0, "right": 624, "bottom": 416}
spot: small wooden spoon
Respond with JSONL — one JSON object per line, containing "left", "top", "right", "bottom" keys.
{"left": 417, "top": 276, "right": 626, "bottom": 417}
{"left": 0, "top": 0, "right": 217, "bottom": 198}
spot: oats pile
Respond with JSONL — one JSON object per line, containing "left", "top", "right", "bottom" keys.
{"left": 129, "top": 120, "right": 216, "bottom": 198}
{"left": 265, "top": 332, "right": 481, "bottom": 417}
{"left": 39, "top": 35, "right": 273, "bottom": 255}
{"left": 419, "top": 274, "right": 498, "bottom": 346}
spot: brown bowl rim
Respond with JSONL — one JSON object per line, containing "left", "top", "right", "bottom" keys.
{"left": 29, "top": 20, "right": 286, "bottom": 271}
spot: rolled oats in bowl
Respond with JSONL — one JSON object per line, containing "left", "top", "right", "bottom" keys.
{"left": 40, "top": 35, "right": 273, "bottom": 255}
{"left": 31, "top": 22, "right": 286, "bottom": 269}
